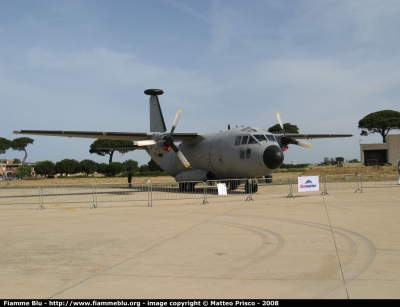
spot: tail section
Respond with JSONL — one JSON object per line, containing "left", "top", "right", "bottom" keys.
{"left": 144, "top": 89, "right": 167, "bottom": 132}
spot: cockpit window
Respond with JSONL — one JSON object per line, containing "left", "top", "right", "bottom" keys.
{"left": 236, "top": 133, "right": 275, "bottom": 145}
{"left": 266, "top": 135, "right": 276, "bottom": 142}
{"left": 248, "top": 136, "right": 259, "bottom": 144}
{"left": 241, "top": 126, "right": 257, "bottom": 133}
{"left": 253, "top": 134, "right": 267, "bottom": 142}
{"left": 234, "top": 136, "right": 241, "bottom": 146}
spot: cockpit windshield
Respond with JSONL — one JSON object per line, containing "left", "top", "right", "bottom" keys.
{"left": 248, "top": 136, "right": 258, "bottom": 144}
{"left": 234, "top": 133, "right": 277, "bottom": 146}
{"left": 253, "top": 134, "right": 267, "bottom": 142}
{"left": 266, "top": 135, "right": 276, "bottom": 142}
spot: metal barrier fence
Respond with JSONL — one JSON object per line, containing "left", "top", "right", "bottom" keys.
{"left": 359, "top": 172, "right": 399, "bottom": 190}
{"left": 95, "top": 184, "right": 150, "bottom": 207}
{"left": 322, "top": 174, "right": 362, "bottom": 194}
{"left": 94, "top": 181, "right": 205, "bottom": 207}
{"left": 321, "top": 173, "right": 399, "bottom": 194}
{"left": 0, "top": 173, "right": 399, "bottom": 209}
{"left": 0, "top": 185, "right": 97, "bottom": 209}
{"left": 148, "top": 181, "right": 205, "bottom": 202}
{"left": 41, "top": 185, "right": 96, "bottom": 209}
{"left": 0, "top": 186, "right": 43, "bottom": 206}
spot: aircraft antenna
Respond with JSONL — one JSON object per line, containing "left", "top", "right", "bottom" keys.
{"left": 162, "top": 98, "right": 220, "bottom": 131}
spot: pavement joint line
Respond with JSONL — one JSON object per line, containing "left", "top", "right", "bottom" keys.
{"left": 322, "top": 194, "right": 349, "bottom": 299}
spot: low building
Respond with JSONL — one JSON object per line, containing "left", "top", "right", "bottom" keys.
{"left": 360, "top": 134, "right": 400, "bottom": 166}
{"left": 0, "top": 159, "right": 35, "bottom": 178}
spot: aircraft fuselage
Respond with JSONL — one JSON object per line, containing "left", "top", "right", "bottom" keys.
{"left": 146, "top": 126, "right": 284, "bottom": 181}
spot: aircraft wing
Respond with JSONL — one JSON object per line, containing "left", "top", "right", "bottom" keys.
{"left": 171, "top": 133, "right": 201, "bottom": 142}
{"left": 284, "top": 134, "right": 353, "bottom": 139}
{"left": 13, "top": 130, "right": 199, "bottom": 142}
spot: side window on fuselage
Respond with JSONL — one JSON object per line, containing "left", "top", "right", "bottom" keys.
{"left": 241, "top": 136, "right": 248, "bottom": 145}
{"left": 234, "top": 136, "right": 241, "bottom": 146}
{"left": 246, "top": 148, "right": 251, "bottom": 158}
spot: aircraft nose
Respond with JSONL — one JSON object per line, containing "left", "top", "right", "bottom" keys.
{"left": 263, "top": 145, "right": 284, "bottom": 170}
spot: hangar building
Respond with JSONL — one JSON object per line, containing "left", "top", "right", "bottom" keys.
{"left": 360, "top": 134, "right": 400, "bottom": 166}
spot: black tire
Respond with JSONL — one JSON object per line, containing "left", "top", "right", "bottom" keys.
{"left": 252, "top": 183, "right": 258, "bottom": 193}
{"left": 187, "top": 182, "right": 195, "bottom": 192}
{"left": 229, "top": 180, "right": 239, "bottom": 190}
{"left": 179, "top": 182, "right": 195, "bottom": 192}
{"left": 245, "top": 182, "right": 258, "bottom": 193}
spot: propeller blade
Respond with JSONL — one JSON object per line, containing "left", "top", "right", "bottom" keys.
{"left": 282, "top": 136, "right": 312, "bottom": 148}
{"left": 176, "top": 151, "right": 191, "bottom": 168}
{"left": 295, "top": 141, "right": 312, "bottom": 148}
{"left": 170, "top": 109, "right": 182, "bottom": 134}
{"left": 137, "top": 140, "right": 156, "bottom": 146}
{"left": 276, "top": 112, "right": 284, "bottom": 132}
{"left": 171, "top": 143, "right": 190, "bottom": 168}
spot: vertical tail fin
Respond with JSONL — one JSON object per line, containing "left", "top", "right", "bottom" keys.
{"left": 144, "top": 89, "right": 166, "bottom": 132}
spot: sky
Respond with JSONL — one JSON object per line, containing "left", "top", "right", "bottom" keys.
{"left": 1, "top": 0, "right": 400, "bottom": 166}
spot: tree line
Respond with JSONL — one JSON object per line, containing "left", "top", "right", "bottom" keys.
{"left": 34, "top": 158, "right": 164, "bottom": 178}
{"left": 1, "top": 137, "right": 165, "bottom": 179}
{"left": 0, "top": 137, "right": 136, "bottom": 165}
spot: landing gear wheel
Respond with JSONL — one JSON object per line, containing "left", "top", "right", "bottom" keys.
{"left": 179, "top": 182, "right": 195, "bottom": 192}
{"left": 229, "top": 180, "right": 239, "bottom": 190}
{"left": 252, "top": 183, "right": 258, "bottom": 193}
{"left": 245, "top": 182, "right": 258, "bottom": 193}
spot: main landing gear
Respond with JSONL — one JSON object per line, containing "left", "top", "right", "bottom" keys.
{"left": 179, "top": 182, "right": 196, "bottom": 192}
{"left": 177, "top": 179, "right": 260, "bottom": 193}
{"left": 244, "top": 181, "right": 258, "bottom": 193}
{"left": 228, "top": 180, "right": 239, "bottom": 191}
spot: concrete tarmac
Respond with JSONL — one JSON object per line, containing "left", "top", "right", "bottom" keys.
{"left": 0, "top": 188, "right": 399, "bottom": 299}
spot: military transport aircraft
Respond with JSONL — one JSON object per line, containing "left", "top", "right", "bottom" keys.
{"left": 14, "top": 89, "right": 352, "bottom": 192}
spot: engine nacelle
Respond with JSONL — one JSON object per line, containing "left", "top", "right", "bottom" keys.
{"left": 175, "top": 169, "right": 215, "bottom": 182}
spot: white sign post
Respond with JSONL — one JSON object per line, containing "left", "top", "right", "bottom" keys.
{"left": 298, "top": 176, "right": 320, "bottom": 193}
